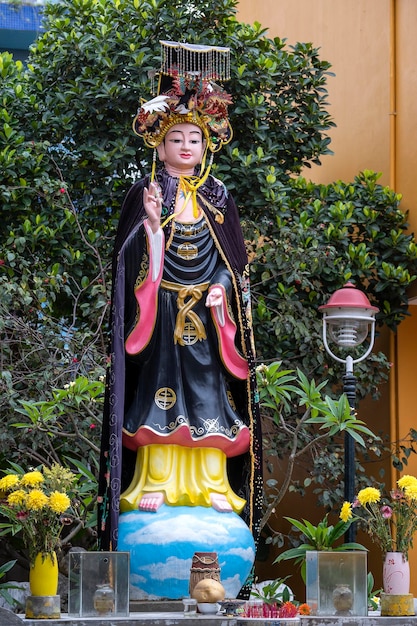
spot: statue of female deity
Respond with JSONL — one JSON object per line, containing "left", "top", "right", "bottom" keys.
{"left": 98, "top": 41, "right": 262, "bottom": 599}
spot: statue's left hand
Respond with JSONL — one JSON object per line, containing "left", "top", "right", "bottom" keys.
{"left": 206, "top": 287, "right": 223, "bottom": 308}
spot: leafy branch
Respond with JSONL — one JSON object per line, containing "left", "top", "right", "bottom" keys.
{"left": 257, "top": 362, "right": 378, "bottom": 532}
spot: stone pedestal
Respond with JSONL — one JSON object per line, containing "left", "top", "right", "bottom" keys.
{"left": 25, "top": 594, "right": 60, "bottom": 619}
{"left": 380, "top": 593, "right": 415, "bottom": 616}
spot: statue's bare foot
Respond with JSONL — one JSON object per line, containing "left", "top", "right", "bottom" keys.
{"left": 139, "top": 492, "right": 164, "bottom": 512}
{"left": 210, "top": 493, "right": 232, "bottom": 512}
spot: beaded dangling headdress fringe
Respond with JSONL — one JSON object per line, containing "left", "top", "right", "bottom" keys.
{"left": 158, "top": 40, "right": 231, "bottom": 88}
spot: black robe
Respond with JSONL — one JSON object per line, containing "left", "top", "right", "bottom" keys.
{"left": 97, "top": 168, "right": 263, "bottom": 580}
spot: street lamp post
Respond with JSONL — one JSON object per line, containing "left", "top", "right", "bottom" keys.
{"left": 319, "top": 283, "right": 379, "bottom": 542}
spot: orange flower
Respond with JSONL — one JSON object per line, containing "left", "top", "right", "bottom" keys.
{"left": 279, "top": 601, "right": 298, "bottom": 618}
{"left": 298, "top": 603, "right": 311, "bottom": 615}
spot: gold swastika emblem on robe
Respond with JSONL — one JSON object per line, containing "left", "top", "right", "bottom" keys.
{"left": 182, "top": 322, "right": 199, "bottom": 345}
{"left": 155, "top": 388, "right": 177, "bottom": 410}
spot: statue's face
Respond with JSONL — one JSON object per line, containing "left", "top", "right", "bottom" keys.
{"left": 157, "top": 123, "right": 205, "bottom": 174}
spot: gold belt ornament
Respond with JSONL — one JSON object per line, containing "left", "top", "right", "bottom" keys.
{"left": 161, "top": 280, "right": 210, "bottom": 346}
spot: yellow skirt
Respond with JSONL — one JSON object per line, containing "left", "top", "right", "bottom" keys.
{"left": 120, "top": 444, "right": 246, "bottom": 513}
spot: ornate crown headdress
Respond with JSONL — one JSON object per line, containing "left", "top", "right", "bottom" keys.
{"left": 133, "top": 40, "right": 233, "bottom": 154}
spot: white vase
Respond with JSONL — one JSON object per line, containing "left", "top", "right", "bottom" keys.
{"left": 383, "top": 551, "right": 410, "bottom": 594}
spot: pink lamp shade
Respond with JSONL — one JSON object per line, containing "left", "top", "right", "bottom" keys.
{"left": 319, "top": 283, "right": 378, "bottom": 348}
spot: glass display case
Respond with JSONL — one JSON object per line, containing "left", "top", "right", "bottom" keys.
{"left": 306, "top": 550, "right": 367, "bottom": 616}
{"left": 68, "top": 551, "right": 129, "bottom": 618}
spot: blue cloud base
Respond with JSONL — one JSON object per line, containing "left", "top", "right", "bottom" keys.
{"left": 118, "top": 504, "right": 255, "bottom": 600}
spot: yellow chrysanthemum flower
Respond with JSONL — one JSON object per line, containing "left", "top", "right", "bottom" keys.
{"left": 398, "top": 475, "right": 417, "bottom": 490}
{"left": 7, "top": 489, "right": 27, "bottom": 506}
{"left": 49, "top": 491, "right": 70, "bottom": 514}
{"left": 26, "top": 489, "right": 48, "bottom": 510}
{"left": 357, "top": 487, "right": 381, "bottom": 506}
{"left": 0, "top": 474, "right": 20, "bottom": 492}
{"left": 340, "top": 501, "right": 353, "bottom": 523}
{"left": 404, "top": 484, "right": 417, "bottom": 501}
{"left": 20, "top": 471, "right": 44, "bottom": 487}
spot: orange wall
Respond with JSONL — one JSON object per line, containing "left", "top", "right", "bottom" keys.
{"left": 395, "top": 2, "right": 417, "bottom": 235}
{"left": 237, "top": 0, "right": 417, "bottom": 595}
{"left": 237, "top": 0, "right": 392, "bottom": 186}
{"left": 397, "top": 311, "right": 417, "bottom": 473}
{"left": 237, "top": 0, "right": 417, "bottom": 228}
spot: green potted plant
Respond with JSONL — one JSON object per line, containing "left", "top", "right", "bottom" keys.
{"left": 251, "top": 576, "right": 292, "bottom": 606}
{"left": 275, "top": 514, "right": 368, "bottom": 616}
{"left": 275, "top": 513, "right": 366, "bottom": 583}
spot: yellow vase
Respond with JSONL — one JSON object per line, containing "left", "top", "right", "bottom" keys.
{"left": 29, "top": 551, "right": 58, "bottom": 596}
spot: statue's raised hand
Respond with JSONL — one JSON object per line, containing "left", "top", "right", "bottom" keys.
{"left": 143, "top": 182, "right": 163, "bottom": 233}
